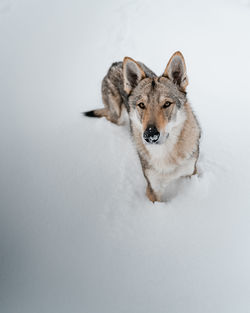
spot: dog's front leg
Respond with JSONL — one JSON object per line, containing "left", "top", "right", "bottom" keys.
{"left": 142, "top": 170, "right": 159, "bottom": 202}
{"left": 139, "top": 158, "right": 161, "bottom": 202}
{"left": 144, "top": 170, "right": 163, "bottom": 203}
{"left": 146, "top": 184, "right": 158, "bottom": 203}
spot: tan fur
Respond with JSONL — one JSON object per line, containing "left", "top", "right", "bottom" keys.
{"left": 146, "top": 185, "right": 157, "bottom": 203}
{"left": 172, "top": 102, "right": 199, "bottom": 162}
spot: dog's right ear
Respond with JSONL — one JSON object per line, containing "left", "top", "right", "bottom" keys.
{"left": 123, "top": 57, "right": 146, "bottom": 94}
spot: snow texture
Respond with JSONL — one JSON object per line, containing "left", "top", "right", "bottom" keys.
{"left": 0, "top": 0, "right": 250, "bottom": 312}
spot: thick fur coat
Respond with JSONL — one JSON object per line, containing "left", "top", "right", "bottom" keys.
{"left": 85, "top": 52, "right": 201, "bottom": 202}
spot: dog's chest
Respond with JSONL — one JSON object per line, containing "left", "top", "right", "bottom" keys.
{"left": 145, "top": 146, "right": 195, "bottom": 198}
{"left": 146, "top": 137, "right": 177, "bottom": 173}
{"left": 145, "top": 139, "right": 195, "bottom": 193}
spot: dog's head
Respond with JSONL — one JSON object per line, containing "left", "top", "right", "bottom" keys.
{"left": 123, "top": 52, "right": 188, "bottom": 145}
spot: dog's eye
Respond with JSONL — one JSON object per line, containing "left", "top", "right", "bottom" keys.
{"left": 138, "top": 102, "right": 146, "bottom": 109}
{"left": 162, "top": 101, "right": 172, "bottom": 109}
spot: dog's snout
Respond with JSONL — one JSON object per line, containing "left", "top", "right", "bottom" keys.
{"left": 143, "top": 125, "right": 160, "bottom": 143}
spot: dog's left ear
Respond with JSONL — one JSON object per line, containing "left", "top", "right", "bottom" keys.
{"left": 163, "top": 51, "right": 188, "bottom": 91}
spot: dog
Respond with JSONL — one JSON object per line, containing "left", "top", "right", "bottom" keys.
{"left": 84, "top": 51, "right": 201, "bottom": 202}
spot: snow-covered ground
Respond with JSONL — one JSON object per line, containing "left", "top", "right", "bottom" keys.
{"left": 1, "top": 0, "right": 250, "bottom": 312}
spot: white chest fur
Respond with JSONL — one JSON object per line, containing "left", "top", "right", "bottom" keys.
{"left": 145, "top": 157, "right": 196, "bottom": 200}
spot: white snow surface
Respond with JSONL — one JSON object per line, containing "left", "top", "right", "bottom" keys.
{"left": 1, "top": 0, "right": 250, "bottom": 312}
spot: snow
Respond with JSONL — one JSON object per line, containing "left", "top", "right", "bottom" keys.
{"left": 0, "top": 0, "right": 250, "bottom": 312}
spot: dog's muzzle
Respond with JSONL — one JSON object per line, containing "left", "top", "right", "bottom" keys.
{"left": 143, "top": 125, "right": 160, "bottom": 144}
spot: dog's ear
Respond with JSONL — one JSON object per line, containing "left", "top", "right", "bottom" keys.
{"left": 163, "top": 51, "right": 188, "bottom": 91}
{"left": 123, "top": 57, "right": 146, "bottom": 94}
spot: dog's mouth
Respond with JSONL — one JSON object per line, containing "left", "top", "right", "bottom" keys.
{"left": 144, "top": 134, "right": 160, "bottom": 144}
{"left": 143, "top": 133, "right": 169, "bottom": 145}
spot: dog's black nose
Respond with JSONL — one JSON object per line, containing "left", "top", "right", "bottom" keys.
{"left": 143, "top": 125, "right": 160, "bottom": 143}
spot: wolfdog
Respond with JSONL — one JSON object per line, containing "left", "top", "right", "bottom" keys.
{"left": 84, "top": 51, "right": 201, "bottom": 202}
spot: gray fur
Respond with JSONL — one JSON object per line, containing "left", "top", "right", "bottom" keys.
{"left": 101, "top": 61, "right": 156, "bottom": 117}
